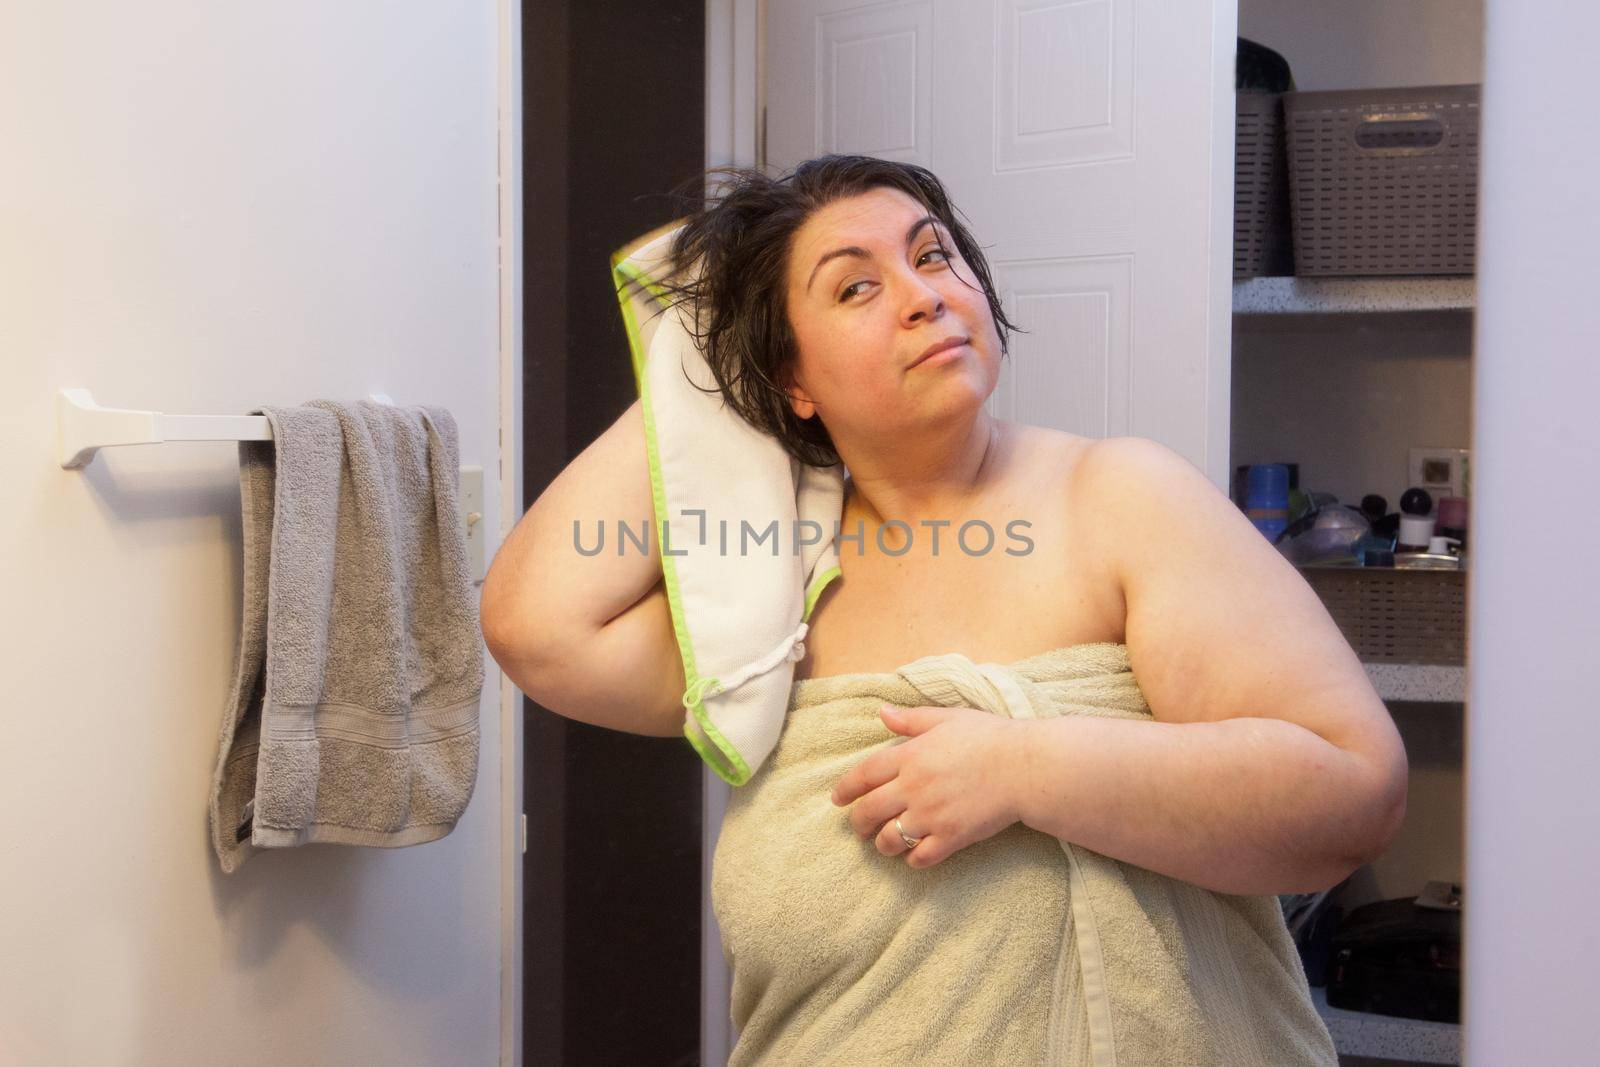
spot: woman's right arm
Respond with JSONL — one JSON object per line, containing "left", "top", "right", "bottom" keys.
{"left": 479, "top": 398, "right": 688, "bottom": 738}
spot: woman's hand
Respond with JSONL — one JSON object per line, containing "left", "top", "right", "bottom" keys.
{"left": 830, "top": 704, "right": 1027, "bottom": 868}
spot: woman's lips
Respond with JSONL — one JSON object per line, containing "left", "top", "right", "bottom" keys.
{"left": 909, "top": 336, "right": 969, "bottom": 369}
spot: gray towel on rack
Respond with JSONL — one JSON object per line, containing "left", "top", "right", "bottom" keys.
{"left": 208, "top": 399, "right": 484, "bottom": 874}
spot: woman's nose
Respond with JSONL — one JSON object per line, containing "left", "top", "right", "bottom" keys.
{"left": 899, "top": 277, "right": 945, "bottom": 326}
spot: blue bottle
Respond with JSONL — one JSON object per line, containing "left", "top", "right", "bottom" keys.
{"left": 1245, "top": 464, "right": 1290, "bottom": 542}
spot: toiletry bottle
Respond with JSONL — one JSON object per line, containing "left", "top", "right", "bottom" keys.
{"left": 1397, "top": 487, "right": 1436, "bottom": 553}
{"left": 1245, "top": 464, "right": 1290, "bottom": 542}
{"left": 1436, "top": 496, "right": 1468, "bottom": 552}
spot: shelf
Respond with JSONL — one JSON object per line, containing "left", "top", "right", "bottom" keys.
{"left": 1363, "top": 663, "right": 1464, "bottom": 704}
{"left": 1310, "top": 984, "right": 1460, "bottom": 1065}
{"left": 1233, "top": 277, "right": 1475, "bottom": 316}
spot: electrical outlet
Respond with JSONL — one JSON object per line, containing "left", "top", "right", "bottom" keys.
{"left": 1408, "top": 447, "right": 1469, "bottom": 499}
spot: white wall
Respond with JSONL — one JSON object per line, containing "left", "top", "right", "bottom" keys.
{"left": 1468, "top": 2, "right": 1600, "bottom": 1060}
{"left": 0, "top": 4, "right": 511, "bottom": 1063}
{"left": 1239, "top": 0, "right": 1483, "bottom": 90}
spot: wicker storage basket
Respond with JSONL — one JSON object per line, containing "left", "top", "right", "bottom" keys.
{"left": 1301, "top": 566, "right": 1466, "bottom": 665}
{"left": 1235, "top": 91, "right": 1294, "bottom": 277}
{"left": 1284, "top": 84, "right": 1480, "bottom": 276}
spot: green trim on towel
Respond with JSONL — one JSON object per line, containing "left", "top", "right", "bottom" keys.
{"left": 803, "top": 563, "right": 841, "bottom": 623}
{"left": 611, "top": 243, "right": 754, "bottom": 787}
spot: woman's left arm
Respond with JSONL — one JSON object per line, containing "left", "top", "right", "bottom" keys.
{"left": 1010, "top": 437, "right": 1409, "bottom": 896}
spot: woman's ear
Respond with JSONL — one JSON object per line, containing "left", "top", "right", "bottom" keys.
{"left": 781, "top": 366, "right": 817, "bottom": 421}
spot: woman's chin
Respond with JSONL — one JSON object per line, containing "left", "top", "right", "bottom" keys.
{"left": 917, "top": 380, "right": 996, "bottom": 421}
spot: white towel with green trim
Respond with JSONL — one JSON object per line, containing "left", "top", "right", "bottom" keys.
{"left": 612, "top": 221, "right": 844, "bottom": 786}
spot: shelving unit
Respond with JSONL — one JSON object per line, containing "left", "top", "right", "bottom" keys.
{"left": 1236, "top": 283, "right": 1475, "bottom": 706}
{"left": 1233, "top": 6, "right": 1478, "bottom": 1062}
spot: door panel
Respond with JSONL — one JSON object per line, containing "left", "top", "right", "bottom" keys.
{"left": 765, "top": 0, "right": 1236, "bottom": 485}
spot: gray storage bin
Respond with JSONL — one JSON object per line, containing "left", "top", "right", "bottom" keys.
{"left": 1234, "top": 91, "right": 1295, "bottom": 277}
{"left": 1284, "top": 84, "right": 1480, "bottom": 276}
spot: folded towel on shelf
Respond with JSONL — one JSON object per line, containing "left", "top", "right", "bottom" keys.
{"left": 208, "top": 399, "right": 484, "bottom": 874}
{"left": 611, "top": 221, "right": 844, "bottom": 786}
{"left": 711, "top": 643, "right": 1340, "bottom": 1066}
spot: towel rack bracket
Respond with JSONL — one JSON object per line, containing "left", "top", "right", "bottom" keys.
{"left": 56, "top": 388, "right": 395, "bottom": 470}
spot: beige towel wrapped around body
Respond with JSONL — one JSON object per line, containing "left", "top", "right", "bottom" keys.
{"left": 710, "top": 642, "right": 1339, "bottom": 1066}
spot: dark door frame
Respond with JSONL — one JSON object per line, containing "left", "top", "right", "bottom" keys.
{"left": 521, "top": 3, "right": 707, "bottom": 1064}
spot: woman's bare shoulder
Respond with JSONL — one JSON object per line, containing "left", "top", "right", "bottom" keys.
{"left": 1003, "top": 424, "right": 1130, "bottom": 642}
{"left": 1057, "top": 433, "right": 1196, "bottom": 496}
{"left": 1003, "top": 422, "right": 1097, "bottom": 477}
{"left": 1013, "top": 431, "right": 1205, "bottom": 576}
{"left": 986, "top": 423, "right": 1193, "bottom": 549}
{"left": 994, "top": 423, "right": 1127, "bottom": 536}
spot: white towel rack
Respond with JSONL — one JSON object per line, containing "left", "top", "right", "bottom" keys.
{"left": 56, "top": 388, "right": 395, "bottom": 470}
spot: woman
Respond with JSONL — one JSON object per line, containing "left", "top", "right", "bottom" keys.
{"left": 482, "top": 155, "right": 1406, "bottom": 1064}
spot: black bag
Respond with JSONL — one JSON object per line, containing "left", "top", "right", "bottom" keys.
{"left": 1326, "top": 895, "right": 1461, "bottom": 1023}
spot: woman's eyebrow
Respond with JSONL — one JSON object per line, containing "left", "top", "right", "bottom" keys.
{"left": 805, "top": 215, "right": 940, "bottom": 293}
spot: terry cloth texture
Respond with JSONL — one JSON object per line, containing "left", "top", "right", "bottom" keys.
{"left": 208, "top": 399, "right": 483, "bottom": 874}
{"left": 711, "top": 642, "right": 1339, "bottom": 1066}
{"left": 612, "top": 221, "right": 845, "bottom": 787}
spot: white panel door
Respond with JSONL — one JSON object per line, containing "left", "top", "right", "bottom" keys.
{"left": 764, "top": 0, "right": 1237, "bottom": 487}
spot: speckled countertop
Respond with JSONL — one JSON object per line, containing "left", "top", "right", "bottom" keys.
{"left": 1234, "top": 276, "right": 1475, "bottom": 315}
{"left": 1310, "top": 985, "right": 1461, "bottom": 1065}
{"left": 1363, "top": 663, "right": 1465, "bottom": 703}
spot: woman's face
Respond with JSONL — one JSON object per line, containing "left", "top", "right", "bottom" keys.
{"left": 781, "top": 186, "right": 1003, "bottom": 444}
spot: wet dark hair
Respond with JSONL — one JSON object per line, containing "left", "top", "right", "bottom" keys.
{"left": 649, "top": 155, "right": 1021, "bottom": 469}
